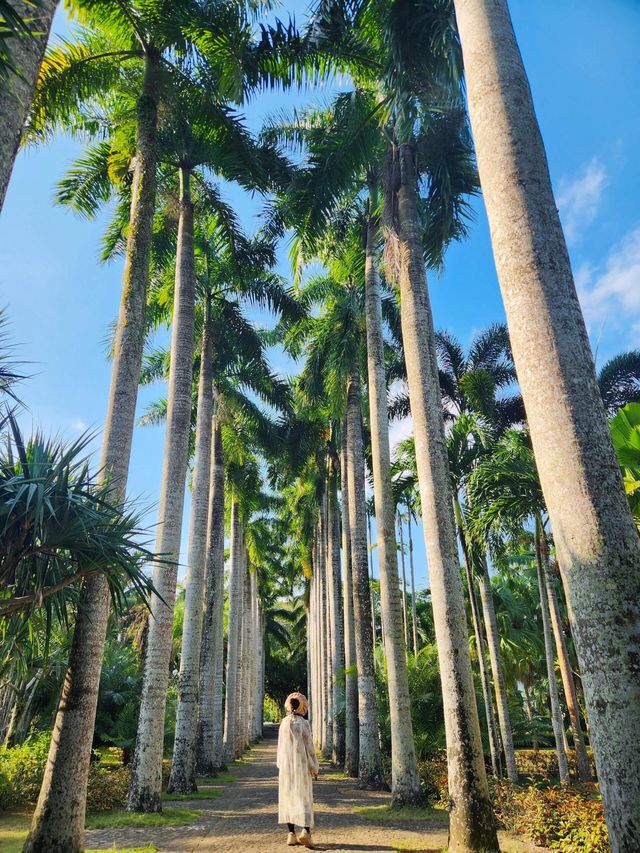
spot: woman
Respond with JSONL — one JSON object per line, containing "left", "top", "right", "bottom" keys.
{"left": 277, "top": 692, "right": 319, "bottom": 848}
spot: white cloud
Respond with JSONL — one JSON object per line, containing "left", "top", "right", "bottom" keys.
{"left": 557, "top": 157, "right": 608, "bottom": 243}
{"left": 576, "top": 226, "right": 640, "bottom": 343}
{"left": 69, "top": 417, "right": 89, "bottom": 432}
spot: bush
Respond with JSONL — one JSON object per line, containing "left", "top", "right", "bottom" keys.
{"left": 86, "top": 766, "right": 131, "bottom": 812}
{"left": 0, "top": 731, "right": 51, "bottom": 807}
{"left": 0, "top": 733, "right": 131, "bottom": 813}
{"left": 491, "top": 779, "right": 608, "bottom": 853}
{"left": 515, "top": 749, "right": 596, "bottom": 781}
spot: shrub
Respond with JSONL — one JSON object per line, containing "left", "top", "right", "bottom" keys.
{"left": 0, "top": 733, "right": 131, "bottom": 813}
{"left": 0, "top": 732, "right": 51, "bottom": 807}
{"left": 86, "top": 766, "right": 131, "bottom": 812}
{"left": 491, "top": 779, "right": 608, "bottom": 853}
{"left": 515, "top": 748, "right": 596, "bottom": 781}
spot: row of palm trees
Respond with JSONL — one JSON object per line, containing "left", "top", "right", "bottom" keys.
{"left": 2, "top": 0, "right": 640, "bottom": 851}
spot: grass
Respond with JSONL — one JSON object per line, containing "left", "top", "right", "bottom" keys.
{"left": 196, "top": 774, "right": 235, "bottom": 784}
{"left": 86, "top": 848, "right": 158, "bottom": 852}
{"left": 353, "top": 805, "right": 446, "bottom": 823}
{"left": 391, "top": 843, "right": 445, "bottom": 852}
{"left": 320, "top": 771, "right": 348, "bottom": 781}
{"left": 85, "top": 807, "right": 201, "bottom": 830}
{"left": 162, "top": 789, "right": 222, "bottom": 801}
{"left": 0, "top": 811, "right": 30, "bottom": 853}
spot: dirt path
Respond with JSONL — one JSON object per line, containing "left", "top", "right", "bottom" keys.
{"left": 85, "top": 727, "right": 546, "bottom": 853}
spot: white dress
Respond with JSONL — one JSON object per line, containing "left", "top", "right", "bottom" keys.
{"left": 277, "top": 713, "right": 319, "bottom": 828}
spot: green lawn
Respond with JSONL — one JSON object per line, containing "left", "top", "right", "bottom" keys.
{"left": 0, "top": 812, "right": 30, "bottom": 853}
{"left": 196, "top": 774, "right": 235, "bottom": 784}
{"left": 162, "top": 789, "right": 222, "bottom": 801}
{"left": 85, "top": 807, "right": 201, "bottom": 830}
{"left": 353, "top": 805, "right": 447, "bottom": 823}
{"left": 86, "top": 848, "right": 158, "bottom": 852}
{"left": 390, "top": 842, "right": 445, "bottom": 852}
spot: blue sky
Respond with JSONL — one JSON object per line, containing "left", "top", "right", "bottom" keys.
{"left": 1, "top": 0, "right": 639, "bottom": 590}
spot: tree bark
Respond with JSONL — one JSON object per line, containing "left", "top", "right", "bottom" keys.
{"left": 544, "top": 559, "right": 592, "bottom": 781}
{"left": 393, "top": 143, "right": 498, "bottom": 851}
{"left": 367, "top": 514, "right": 378, "bottom": 645}
{"left": 341, "top": 426, "right": 359, "bottom": 777}
{"left": 534, "top": 518, "right": 569, "bottom": 783}
{"left": 346, "top": 366, "right": 387, "bottom": 791}
{"left": 196, "top": 411, "right": 226, "bottom": 774}
{"left": 24, "top": 52, "right": 159, "bottom": 852}
{"left": 455, "top": 500, "right": 501, "bottom": 778}
{"left": 168, "top": 305, "right": 215, "bottom": 793}
{"left": 397, "top": 514, "right": 410, "bottom": 648}
{"left": 128, "top": 164, "right": 196, "bottom": 812}
{"left": 363, "top": 210, "right": 421, "bottom": 803}
{"left": 328, "top": 482, "right": 346, "bottom": 766}
{"left": 223, "top": 500, "right": 243, "bottom": 762}
{"left": 453, "top": 2, "right": 640, "bottom": 846}
{"left": 0, "top": 0, "right": 57, "bottom": 213}
{"left": 407, "top": 515, "right": 419, "bottom": 656}
{"left": 476, "top": 568, "right": 518, "bottom": 782}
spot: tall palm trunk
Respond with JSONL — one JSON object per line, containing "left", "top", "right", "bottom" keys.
{"left": 407, "top": 516, "right": 419, "bottom": 656}
{"left": 367, "top": 515, "right": 378, "bottom": 645}
{"left": 363, "top": 211, "right": 421, "bottom": 803}
{"left": 196, "top": 411, "right": 226, "bottom": 774}
{"left": 476, "top": 568, "right": 518, "bottom": 782}
{"left": 397, "top": 515, "right": 409, "bottom": 648}
{"left": 320, "top": 494, "right": 334, "bottom": 759}
{"left": 168, "top": 304, "right": 215, "bottom": 793}
{"left": 235, "top": 544, "right": 249, "bottom": 756}
{"left": 341, "top": 428, "right": 359, "bottom": 777}
{"left": 543, "top": 559, "right": 592, "bottom": 781}
{"left": 455, "top": 501, "right": 501, "bottom": 777}
{"left": 346, "top": 366, "right": 387, "bottom": 790}
{"left": 453, "top": 2, "right": 640, "bottom": 846}
{"left": 223, "top": 499, "right": 243, "bottom": 762}
{"left": 328, "top": 483, "right": 346, "bottom": 765}
{"left": 0, "top": 0, "right": 57, "bottom": 213}
{"left": 24, "top": 54, "right": 159, "bottom": 852}
{"left": 392, "top": 143, "right": 498, "bottom": 851}
{"left": 534, "top": 518, "right": 569, "bottom": 783}
{"left": 128, "top": 164, "right": 196, "bottom": 812}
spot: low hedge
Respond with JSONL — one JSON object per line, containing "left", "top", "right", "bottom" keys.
{"left": 492, "top": 780, "right": 608, "bottom": 853}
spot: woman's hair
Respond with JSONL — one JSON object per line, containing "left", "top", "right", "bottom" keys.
{"left": 289, "top": 697, "right": 300, "bottom": 712}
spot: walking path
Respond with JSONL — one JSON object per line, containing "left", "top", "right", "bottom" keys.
{"left": 85, "top": 727, "right": 547, "bottom": 853}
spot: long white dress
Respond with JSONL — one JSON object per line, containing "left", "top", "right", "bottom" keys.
{"left": 277, "top": 713, "right": 319, "bottom": 828}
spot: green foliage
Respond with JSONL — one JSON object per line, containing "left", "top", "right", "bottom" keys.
{"left": 610, "top": 402, "right": 640, "bottom": 525}
{"left": 263, "top": 695, "right": 281, "bottom": 722}
{"left": 492, "top": 781, "right": 608, "bottom": 852}
{"left": 0, "top": 733, "right": 130, "bottom": 812}
{"left": 0, "top": 731, "right": 50, "bottom": 808}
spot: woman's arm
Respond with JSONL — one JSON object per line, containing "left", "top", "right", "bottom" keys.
{"left": 302, "top": 719, "right": 320, "bottom": 777}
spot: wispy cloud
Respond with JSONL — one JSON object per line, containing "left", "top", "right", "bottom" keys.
{"left": 576, "top": 226, "right": 640, "bottom": 343}
{"left": 557, "top": 157, "right": 608, "bottom": 243}
{"left": 69, "top": 417, "right": 89, "bottom": 433}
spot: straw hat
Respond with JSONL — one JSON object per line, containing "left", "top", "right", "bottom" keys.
{"left": 285, "top": 691, "right": 309, "bottom": 716}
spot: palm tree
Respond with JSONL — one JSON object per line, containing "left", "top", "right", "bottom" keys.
{"left": 270, "top": 97, "right": 422, "bottom": 797}
{"left": 0, "top": 0, "right": 57, "bottom": 212}
{"left": 287, "top": 265, "right": 387, "bottom": 788}
{"left": 452, "top": 2, "right": 640, "bottom": 843}
{"left": 340, "top": 422, "right": 359, "bottom": 777}
{"left": 468, "top": 429, "right": 591, "bottom": 783}
{"left": 597, "top": 350, "right": 640, "bottom": 417}
{"left": 281, "top": 0, "right": 496, "bottom": 834}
